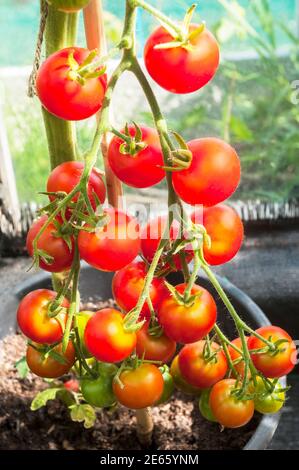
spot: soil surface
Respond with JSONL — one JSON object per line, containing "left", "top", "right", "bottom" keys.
{"left": 0, "top": 330, "right": 260, "bottom": 451}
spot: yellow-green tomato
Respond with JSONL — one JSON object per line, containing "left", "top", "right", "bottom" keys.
{"left": 46, "top": 0, "right": 91, "bottom": 12}
{"left": 199, "top": 388, "right": 217, "bottom": 422}
{"left": 254, "top": 377, "right": 285, "bottom": 414}
{"left": 77, "top": 311, "right": 94, "bottom": 358}
{"left": 156, "top": 365, "right": 175, "bottom": 405}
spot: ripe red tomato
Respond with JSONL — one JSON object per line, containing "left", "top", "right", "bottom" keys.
{"left": 178, "top": 341, "right": 228, "bottom": 388}
{"left": 170, "top": 355, "right": 202, "bottom": 395}
{"left": 26, "top": 215, "right": 74, "bottom": 273}
{"left": 191, "top": 204, "right": 244, "bottom": 265}
{"left": 112, "top": 261, "right": 167, "bottom": 318}
{"left": 26, "top": 341, "right": 75, "bottom": 379}
{"left": 47, "top": 161, "right": 106, "bottom": 212}
{"left": 227, "top": 337, "right": 250, "bottom": 378}
{"left": 78, "top": 208, "right": 140, "bottom": 272}
{"left": 144, "top": 25, "right": 219, "bottom": 94}
{"left": 17, "top": 289, "right": 69, "bottom": 344}
{"left": 64, "top": 379, "right": 80, "bottom": 393}
{"left": 209, "top": 379, "right": 255, "bottom": 428}
{"left": 157, "top": 283, "right": 217, "bottom": 343}
{"left": 108, "top": 125, "right": 165, "bottom": 188}
{"left": 136, "top": 322, "right": 176, "bottom": 363}
{"left": 113, "top": 363, "right": 164, "bottom": 409}
{"left": 248, "top": 326, "right": 296, "bottom": 378}
{"left": 84, "top": 308, "right": 136, "bottom": 363}
{"left": 36, "top": 47, "right": 107, "bottom": 121}
{"left": 46, "top": 1, "right": 91, "bottom": 12}
{"left": 140, "top": 216, "right": 193, "bottom": 271}
{"left": 172, "top": 138, "right": 241, "bottom": 206}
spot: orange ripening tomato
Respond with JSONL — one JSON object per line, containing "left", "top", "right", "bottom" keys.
{"left": 136, "top": 322, "right": 176, "bottom": 363}
{"left": 191, "top": 204, "right": 244, "bottom": 265}
{"left": 26, "top": 341, "right": 76, "bottom": 379}
{"left": 227, "top": 337, "right": 251, "bottom": 378}
{"left": 170, "top": 355, "right": 202, "bottom": 395}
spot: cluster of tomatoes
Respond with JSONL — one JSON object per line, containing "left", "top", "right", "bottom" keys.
{"left": 17, "top": 0, "right": 296, "bottom": 431}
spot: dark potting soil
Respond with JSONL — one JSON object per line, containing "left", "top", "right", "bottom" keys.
{"left": 0, "top": 299, "right": 260, "bottom": 450}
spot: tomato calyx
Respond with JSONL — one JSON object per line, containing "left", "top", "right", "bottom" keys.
{"left": 28, "top": 341, "right": 70, "bottom": 365}
{"left": 164, "top": 280, "right": 202, "bottom": 308}
{"left": 161, "top": 131, "right": 193, "bottom": 172}
{"left": 67, "top": 49, "right": 107, "bottom": 86}
{"left": 111, "top": 122, "right": 148, "bottom": 157}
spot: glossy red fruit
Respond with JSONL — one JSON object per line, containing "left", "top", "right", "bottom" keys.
{"left": 112, "top": 261, "right": 167, "bottom": 318}
{"left": 144, "top": 25, "right": 220, "bottom": 94}
{"left": 157, "top": 283, "right": 217, "bottom": 344}
{"left": 191, "top": 204, "right": 244, "bottom": 265}
{"left": 179, "top": 341, "right": 228, "bottom": 388}
{"left": 78, "top": 208, "right": 140, "bottom": 272}
{"left": 172, "top": 138, "right": 241, "bottom": 206}
{"left": 108, "top": 125, "right": 165, "bottom": 188}
{"left": 136, "top": 322, "right": 176, "bottom": 363}
{"left": 26, "top": 341, "right": 76, "bottom": 379}
{"left": 26, "top": 215, "right": 74, "bottom": 273}
{"left": 84, "top": 308, "right": 136, "bottom": 363}
{"left": 36, "top": 47, "right": 107, "bottom": 121}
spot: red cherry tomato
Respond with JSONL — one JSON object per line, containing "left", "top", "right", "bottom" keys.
{"left": 113, "top": 363, "right": 164, "bottom": 409}
{"left": 78, "top": 208, "right": 140, "bottom": 272}
{"left": 136, "top": 322, "right": 176, "bottom": 363}
{"left": 209, "top": 379, "right": 255, "bottom": 428}
{"left": 191, "top": 204, "right": 244, "bottom": 265}
{"left": 26, "top": 215, "right": 74, "bottom": 273}
{"left": 140, "top": 216, "right": 193, "bottom": 271}
{"left": 172, "top": 138, "right": 241, "bottom": 206}
{"left": 178, "top": 340, "right": 228, "bottom": 388}
{"left": 26, "top": 341, "right": 75, "bottom": 379}
{"left": 170, "top": 355, "right": 202, "bottom": 395}
{"left": 112, "top": 261, "right": 167, "bottom": 318}
{"left": 17, "top": 289, "right": 69, "bottom": 344}
{"left": 248, "top": 326, "right": 296, "bottom": 378}
{"left": 227, "top": 337, "right": 250, "bottom": 378}
{"left": 108, "top": 125, "right": 165, "bottom": 188}
{"left": 64, "top": 379, "right": 80, "bottom": 393}
{"left": 47, "top": 161, "right": 106, "bottom": 212}
{"left": 84, "top": 308, "right": 136, "bottom": 363}
{"left": 157, "top": 283, "right": 217, "bottom": 344}
{"left": 144, "top": 25, "right": 220, "bottom": 94}
{"left": 36, "top": 47, "right": 107, "bottom": 121}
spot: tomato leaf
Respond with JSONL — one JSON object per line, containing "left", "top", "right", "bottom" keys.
{"left": 31, "top": 387, "right": 62, "bottom": 411}
{"left": 69, "top": 404, "right": 96, "bottom": 429}
{"left": 15, "top": 356, "right": 29, "bottom": 379}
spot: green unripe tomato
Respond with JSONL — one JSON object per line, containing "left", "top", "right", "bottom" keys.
{"left": 199, "top": 388, "right": 217, "bottom": 422}
{"left": 81, "top": 366, "right": 117, "bottom": 408}
{"left": 170, "top": 355, "right": 202, "bottom": 396}
{"left": 77, "top": 311, "right": 93, "bottom": 358}
{"left": 156, "top": 365, "right": 175, "bottom": 405}
{"left": 46, "top": 0, "right": 91, "bottom": 13}
{"left": 253, "top": 377, "right": 285, "bottom": 414}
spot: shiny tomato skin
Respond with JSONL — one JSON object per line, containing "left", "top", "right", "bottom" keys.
{"left": 140, "top": 216, "right": 193, "bottom": 271}
{"left": 47, "top": 161, "right": 106, "bottom": 211}
{"left": 64, "top": 379, "right": 80, "bottom": 393}
{"left": 199, "top": 388, "right": 217, "bottom": 422}
{"left": 253, "top": 377, "right": 285, "bottom": 415}
{"left": 17, "top": 289, "right": 69, "bottom": 344}
{"left": 84, "top": 308, "right": 136, "bottom": 363}
{"left": 172, "top": 138, "right": 241, "bottom": 207}
{"left": 156, "top": 366, "right": 175, "bottom": 404}
{"left": 227, "top": 337, "right": 250, "bottom": 378}
{"left": 136, "top": 322, "right": 176, "bottom": 363}
{"left": 157, "top": 283, "right": 217, "bottom": 344}
{"left": 78, "top": 208, "right": 140, "bottom": 272}
{"left": 170, "top": 355, "right": 202, "bottom": 395}
{"left": 108, "top": 125, "right": 165, "bottom": 188}
{"left": 178, "top": 341, "right": 228, "bottom": 388}
{"left": 26, "top": 215, "right": 74, "bottom": 273}
{"left": 191, "top": 204, "right": 244, "bottom": 265}
{"left": 112, "top": 261, "right": 167, "bottom": 318}
{"left": 26, "top": 341, "right": 75, "bottom": 378}
{"left": 144, "top": 25, "right": 220, "bottom": 94}
{"left": 113, "top": 363, "right": 164, "bottom": 409}
{"left": 248, "top": 326, "right": 296, "bottom": 378}
{"left": 46, "top": 1, "right": 91, "bottom": 12}
{"left": 36, "top": 47, "right": 107, "bottom": 121}
{"left": 81, "top": 374, "right": 116, "bottom": 408}
{"left": 209, "top": 379, "right": 255, "bottom": 428}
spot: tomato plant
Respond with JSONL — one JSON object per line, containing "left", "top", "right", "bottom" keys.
{"left": 113, "top": 363, "right": 164, "bottom": 409}
{"left": 172, "top": 138, "right": 241, "bottom": 206}
{"left": 144, "top": 25, "right": 219, "bottom": 94}
{"left": 36, "top": 47, "right": 107, "bottom": 121}
{"left": 17, "top": 289, "right": 69, "bottom": 344}
{"left": 157, "top": 283, "right": 217, "bottom": 343}
{"left": 191, "top": 204, "right": 244, "bottom": 265}
{"left": 108, "top": 125, "right": 165, "bottom": 188}
{"left": 46, "top": 1, "right": 91, "bottom": 12}
{"left": 170, "top": 355, "right": 202, "bottom": 395}
{"left": 248, "top": 326, "right": 296, "bottom": 378}
{"left": 26, "top": 341, "right": 75, "bottom": 378}
{"left": 209, "top": 379, "right": 255, "bottom": 428}
{"left": 26, "top": 215, "right": 74, "bottom": 273}
{"left": 78, "top": 208, "right": 140, "bottom": 272}
{"left": 136, "top": 322, "right": 176, "bottom": 363}
{"left": 84, "top": 309, "right": 136, "bottom": 363}
{"left": 179, "top": 340, "right": 228, "bottom": 388}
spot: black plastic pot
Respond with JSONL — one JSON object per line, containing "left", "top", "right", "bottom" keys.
{"left": 1, "top": 264, "right": 284, "bottom": 450}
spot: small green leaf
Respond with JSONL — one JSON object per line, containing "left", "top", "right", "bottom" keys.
{"left": 15, "top": 356, "right": 29, "bottom": 379}
{"left": 69, "top": 404, "right": 96, "bottom": 429}
{"left": 31, "top": 388, "right": 61, "bottom": 411}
